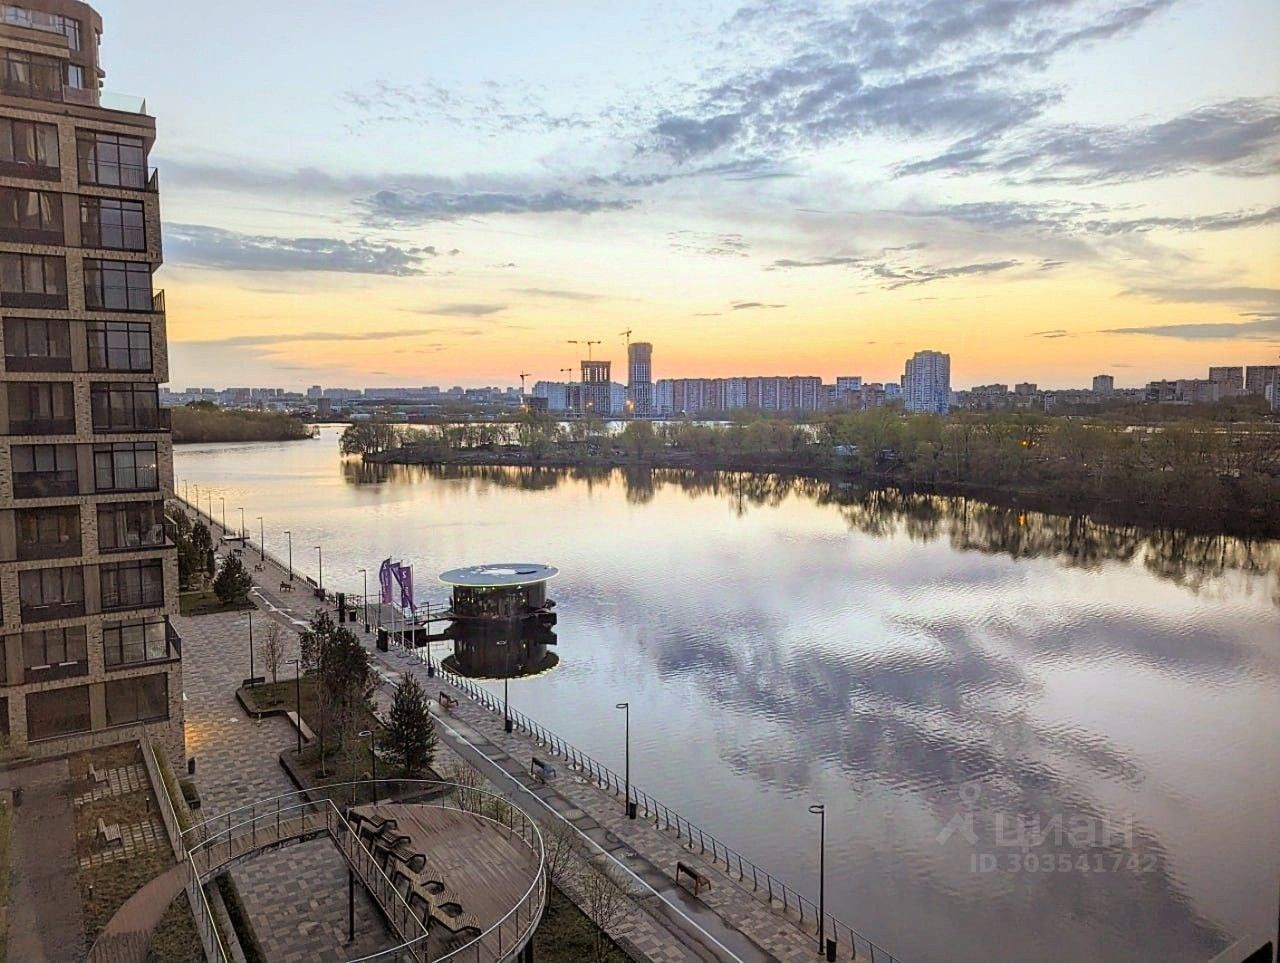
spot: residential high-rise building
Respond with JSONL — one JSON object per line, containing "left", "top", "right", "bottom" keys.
{"left": 580, "top": 359, "right": 611, "bottom": 415}
{"left": 1207, "top": 366, "right": 1243, "bottom": 396}
{"left": 0, "top": 0, "right": 182, "bottom": 760}
{"left": 627, "top": 342, "right": 652, "bottom": 416}
{"left": 1244, "top": 365, "right": 1280, "bottom": 397}
{"left": 902, "top": 350, "right": 951, "bottom": 413}
{"left": 1093, "top": 374, "right": 1114, "bottom": 394}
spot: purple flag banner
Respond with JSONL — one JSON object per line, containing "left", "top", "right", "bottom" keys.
{"left": 378, "top": 559, "right": 393, "bottom": 605}
{"left": 400, "top": 565, "right": 414, "bottom": 611}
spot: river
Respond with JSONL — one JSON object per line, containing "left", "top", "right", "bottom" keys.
{"left": 175, "top": 425, "right": 1280, "bottom": 963}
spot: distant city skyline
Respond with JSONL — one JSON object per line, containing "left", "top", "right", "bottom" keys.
{"left": 88, "top": 0, "right": 1279, "bottom": 388}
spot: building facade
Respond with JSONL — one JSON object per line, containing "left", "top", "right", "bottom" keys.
{"left": 579, "top": 359, "right": 611, "bottom": 415}
{"left": 626, "top": 342, "right": 652, "bottom": 416}
{"left": 902, "top": 350, "right": 950, "bottom": 413}
{"left": 1244, "top": 365, "right": 1280, "bottom": 397}
{"left": 1092, "top": 374, "right": 1114, "bottom": 394}
{"left": 0, "top": 0, "right": 182, "bottom": 761}
{"left": 1207, "top": 366, "right": 1243, "bottom": 397}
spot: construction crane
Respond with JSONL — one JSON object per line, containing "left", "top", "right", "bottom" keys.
{"left": 567, "top": 339, "right": 601, "bottom": 361}
{"left": 620, "top": 328, "right": 633, "bottom": 350}
{"left": 518, "top": 372, "right": 531, "bottom": 395}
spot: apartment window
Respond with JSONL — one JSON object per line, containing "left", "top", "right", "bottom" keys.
{"left": 77, "top": 132, "right": 146, "bottom": 188}
{"left": 26, "top": 684, "right": 90, "bottom": 739}
{"left": 100, "top": 558, "right": 164, "bottom": 611}
{"left": 21, "top": 625, "right": 87, "bottom": 681}
{"left": 0, "top": 253, "right": 66, "bottom": 308}
{"left": 6, "top": 381, "right": 75, "bottom": 434}
{"left": 0, "top": 48, "right": 63, "bottom": 99}
{"left": 104, "top": 673, "right": 168, "bottom": 727}
{"left": 93, "top": 441, "right": 158, "bottom": 492}
{"left": 91, "top": 382, "right": 159, "bottom": 431}
{"left": 0, "top": 117, "right": 58, "bottom": 177}
{"left": 86, "top": 321, "right": 151, "bottom": 371}
{"left": 1, "top": 6, "right": 82, "bottom": 49}
{"left": 4, "top": 317, "right": 71, "bottom": 371}
{"left": 64, "top": 63, "right": 83, "bottom": 89}
{"left": 83, "top": 258, "right": 152, "bottom": 311}
{"left": 16, "top": 505, "right": 80, "bottom": 561}
{"left": 19, "top": 565, "right": 84, "bottom": 621}
{"left": 80, "top": 198, "right": 145, "bottom": 251}
{"left": 11, "top": 443, "right": 77, "bottom": 497}
{"left": 0, "top": 187, "right": 62, "bottom": 242}
{"left": 98, "top": 501, "right": 164, "bottom": 552}
{"left": 103, "top": 619, "right": 171, "bottom": 668}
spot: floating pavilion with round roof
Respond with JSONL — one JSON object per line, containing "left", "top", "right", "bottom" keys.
{"left": 439, "top": 564, "right": 558, "bottom": 625}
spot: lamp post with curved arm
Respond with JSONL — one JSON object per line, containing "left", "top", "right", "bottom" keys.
{"left": 616, "top": 702, "right": 634, "bottom": 818}
{"left": 810, "top": 803, "right": 827, "bottom": 956}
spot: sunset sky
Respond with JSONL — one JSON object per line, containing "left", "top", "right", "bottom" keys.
{"left": 99, "top": 0, "right": 1279, "bottom": 390}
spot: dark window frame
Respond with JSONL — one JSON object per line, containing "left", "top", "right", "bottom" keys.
{"left": 93, "top": 441, "right": 159, "bottom": 492}
{"left": 104, "top": 672, "right": 168, "bottom": 727}
{"left": 26, "top": 684, "right": 91, "bottom": 740}
{"left": 99, "top": 557, "right": 165, "bottom": 612}
{"left": 18, "top": 564, "right": 85, "bottom": 621}
{"left": 6, "top": 380, "right": 75, "bottom": 435}
{"left": 11, "top": 443, "right": 77, "bottom": 497}
{"left": 83, "top": 258, "right": 152, "bottom": 312}
{"left": 80, "top": 197, "right": 145, "bottom": 252}
{"left": 0, "top": 252, "right": 67, "bottom": 308}
{"left": 0, "top": 116, "right": 59, "bottom": 178}
{"left": 86, "top": 321, "right": 152, "bottom": 372}
{"left": 103, "top": 618, "right": 172, "bottom": 669}
{"left": 16, "top": 505, "right": 81, "bottom": 560}
{"left": 76, "top": 131, "right": 147, "bottom": 189}
{"left": 97, "top": 500, "right": 165, "bottom": 553}
{"left": 90, "top": 381, "right": 160, "bottom": 431}
{"left": 3, "top": 317, "right": 72, "bottom": 371}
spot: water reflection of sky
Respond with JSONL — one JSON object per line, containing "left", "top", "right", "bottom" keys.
{"left": 176, "top": 429, "right": 1280, "bottom": 963}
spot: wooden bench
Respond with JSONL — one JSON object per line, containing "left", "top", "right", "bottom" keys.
{"left": 88, "top": 762, "right": 107, "bottom": 785}
{"left": 676, "top": 861, "right": 711, "bottom": 895}
{"left": 438, "top": 692, "right": 459, "bottom": 711}
{"left": 97, "top": 817, "right": 122, "bottom": 847}
{"left": 254, "top": 563, "right": 265, "bottom": 572}
{"left": 279, "top": 580, "right": 294, "bottom": 592}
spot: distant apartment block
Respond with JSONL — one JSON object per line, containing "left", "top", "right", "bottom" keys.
{"left": 652, "top": 375, "right": 822, "bottom": 416}
{"left": 1244, "top": 365, "right": 1280, "bottom": 397}
{"left": 902, "top": 350, "right": 950, "bottom": 413}
{"left": 1092, "top": 374, "right": 1114, "bottom": 394}
{"left": 580, "top": 359, "right": 611, "bottom": 415}
{"left": 0, "top": 0, "right": 182, "bottom": 760}
{"left": 1207, "top": 366, "right": 1243, "bottom": 397}
{"left": 627, "top": 341, "right": 652, "bottom": 416}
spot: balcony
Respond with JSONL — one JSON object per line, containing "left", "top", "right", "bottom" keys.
{"left": 0, "top": 225, "right": 63, "bottom": 245}
{"left": 18, "top": 534, "right": 82, "bottom": 562}
{"left": 13, "top": 470, "right": 78, "bottom": 499}
{"left": 20, "top": 598, "right": 85, "bottom": 623}
{"left": 0, "top": 159, "right": 59, "bottom": 182}
{"left": 8, "top": 417, "right": 76, "bottom": 436}
{"left": 21, "top": 658, "right": 89, "bottom": 683}
{"left": 152, "top": 289, "right": 165, "bottom": 312}
{"left": 92, "top": 408, "right": 171, "bottom": 434}
{"left": 5, "top": 352, "right": 72, "bottom": 373}
{"left": 0, "top": 291, "right": 67, "bottom": 310}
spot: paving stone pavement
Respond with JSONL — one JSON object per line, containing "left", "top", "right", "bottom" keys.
{"left": 77, "top": 816, "right": 164, "bottom": 870}
{"left": 177, "top": 607, "right": 394, "bottom": 961}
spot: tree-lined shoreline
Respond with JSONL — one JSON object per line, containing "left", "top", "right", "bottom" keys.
{"left": 346, "top": 411, "right": 1280, "bottom": 538}
{"left": 172, "top": 403, "right": 313, "bottom": 444}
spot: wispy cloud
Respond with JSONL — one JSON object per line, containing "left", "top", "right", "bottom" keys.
{"left": 1031, "top": 329, "right": 1071, "bottom": 338}
{"left": 731, "top": 301, "right": 786, "bottom": 310}
{"left": 512, "top": 288, "right": 610, "bottom": 301}
{"left": 1101, "top": 315, "right": 1280, "bottom": 341}
{"left": 360, "top": 189, "right": 634, "bottom": 224}
{"left": 172, "top": 328, "right": 482, "bottom": 347}
{"left": 404, "top": 303, "right": 508, "bottom": 317}
{"left": 164, "top": 223, "right": 440, "bottom": 276}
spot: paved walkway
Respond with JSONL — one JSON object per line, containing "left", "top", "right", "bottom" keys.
{"left": 0, "top": 759, "right": 86, "bottom": 962}
{"left": 198, "top": 504, "right": 848, "bottom": 963}
{"left": 177, "top": 607, "right": 393, "bottom": 961}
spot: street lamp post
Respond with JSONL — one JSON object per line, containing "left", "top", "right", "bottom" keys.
{"left": 810, "top": 803, "right": 827, "bottom": 957}
{"left": 284, "top": 530, "right": 293, "bottom": 581}
{"left": 315, "top": 546, "right": 323, "bottom": 596}
{"left": 359, "top": 569, "right": 369, "bottom": 631}
{"left": 359, "top": 729, "right": 377, "bottom": 803}
{"left": 247, "top": 610, "right": 255, "bottom": 685}
{"left": 238, "top": 506, "right": 246, "bottom": 542}
{"left": 288, "top": 658, "right": 301, "bottom": 754}
{"left": 616, "top": 702, "right": 634, "bottom": 818}
{"left": 497, "top": 639, "right": 512, "bottom": 732}
{"left": 257, "top": 516, "right": 264, "bottom": 561}
{"left": 220, "top": 497, "right": 225, "bottom": 533}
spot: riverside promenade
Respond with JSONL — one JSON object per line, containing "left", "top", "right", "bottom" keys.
{"left": 187, "top": 500, "right": 900, "bottom": 963}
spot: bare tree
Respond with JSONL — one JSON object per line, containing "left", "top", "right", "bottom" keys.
{"left": 543, "top": 816, "right": 580, "bottom": 891}
{"left": 263, "top": 622, "right": 285, "bottom": 684}
{"left": 579, "top": 857, "right": 637, "bottom": 961}
{"left": 441, "top": 760, "right": 487, "bottom": 812}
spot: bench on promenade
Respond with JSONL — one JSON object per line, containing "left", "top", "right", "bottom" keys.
{"left": 279, "top": 580, "right": 293, "bottom": 592}
{"left": 88, "top": 762, "right": 107, "bottom": 785}
{"left": 438, "top": 692, "right": 459, "bottom": 711}
{"left": 254, "top": 562, "right": 265, "bottom": 572}
{"left": 530, "top": 756, "right": 558, "bottom": 784}
{"left": 97, "top": 817, "right": 122, "bottom": 847}
{"left": 676, "top": 861, "right": 711, "bottom": 896}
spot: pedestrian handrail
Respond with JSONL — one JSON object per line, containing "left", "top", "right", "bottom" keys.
{"left": 410, "top": 646, "right": 901, "bottom": 963}
{"left": 185, "top": 779, "right": 547, "bottom": 963}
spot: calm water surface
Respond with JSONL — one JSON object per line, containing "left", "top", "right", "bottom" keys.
{"left": 176, "top": 427, "right": 1280, "bottom": 963}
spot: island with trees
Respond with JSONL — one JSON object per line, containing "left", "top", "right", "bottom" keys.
{"left": 171, "top": 402, "right": 314, "bottom": 444}
{"left": 345, "top": 408, "right": 1280, "bottom": 537}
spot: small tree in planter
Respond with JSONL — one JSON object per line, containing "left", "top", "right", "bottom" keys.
{"left": 213, "top": 553, "right": 253, "bottom": 606}
{"left": 263, "top": 622, "right": 285, "bottom": 684}
{"left": 383, "top": 674, "right": 437, "bottom": 776}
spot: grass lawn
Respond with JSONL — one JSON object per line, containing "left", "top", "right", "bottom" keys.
{"left": 535, "top": 886, "right": 629, "bottom": 962}
{"left": 70, "top": 744, "right": 198, "bottom": 956}
{"left": 178, "top": 589, "right": 255, "bottom": 616}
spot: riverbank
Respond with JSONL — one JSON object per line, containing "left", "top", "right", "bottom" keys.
{"left": 367, "top": 445, "right": 1280, "bottom": 538}
{"left": 171, "top": 406, "right": 314, "bottom": 444}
